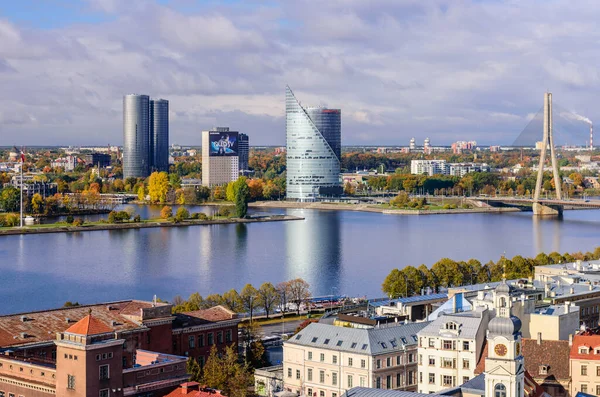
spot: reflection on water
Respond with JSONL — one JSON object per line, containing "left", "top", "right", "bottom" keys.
{"left": 2, "top": 205, "right": 600, "bottom": 313}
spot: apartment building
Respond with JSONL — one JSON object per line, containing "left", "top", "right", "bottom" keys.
{"left": 570, "top": 334, "right": 600, "bottom": 396}
{"left": 417, "top": 307, "right": 490, "bottom": 393}
{"left": 283, "top": 322, "right": 429, "bottom": 397}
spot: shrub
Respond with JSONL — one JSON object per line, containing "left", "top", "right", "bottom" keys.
{"left": 217, "top": 206, "right": 231, "bottom": 217}
{"left": 175, "top": 207, "right": 190, "bottom": 222}
{"left": 160, "top": 206, "right": 172, "bottom": 219}
{"left": 133, "top": 214, "right": 141, "bottom": 222}
{"left": 72, "top": 218, "right": 84, "bottom": 226}
{"left": 0, "top": 213, "right": 19, "bottom": 227}
{"left": 108, "top": 210, "right": 130, "bottom": 223}
{"left": 66, "top": 215, "right": 74, "bottom": 224}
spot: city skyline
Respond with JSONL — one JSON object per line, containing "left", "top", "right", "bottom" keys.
{"left": 1, "top": 1, "right": 599, "bottom": 146}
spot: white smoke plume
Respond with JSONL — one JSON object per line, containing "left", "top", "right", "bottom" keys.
{"left": 560, "top": 111, "right": 592, "bottom": 125}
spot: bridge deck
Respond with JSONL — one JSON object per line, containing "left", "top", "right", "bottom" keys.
{"left": 476, "top": 197, "right": 600, "bottom": 209}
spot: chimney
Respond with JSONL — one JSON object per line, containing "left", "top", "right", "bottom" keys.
{"left": 570, "top": 287, "right": 575, "bottom": 295}
{"left": 569, "top": 334, "right": 573, "bottom": 346}
{"left": 537, "top": 332, "right": 542, "bottom": 345}
{"left": 565, "top": 301, "right": 570, "bottom": 312}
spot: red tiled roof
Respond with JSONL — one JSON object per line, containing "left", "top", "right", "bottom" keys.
{"left": 184, "top": 306, "right": 236, "bottom": 322}
{"left": 164, "top": 383, "right": 226, "bottom": 397}
{"left": 0, "top": 300, "right": 166, "bottom": 348}
{"left": 522, "top": 338, "right": 570, "bottom": 381}
{"left": 570, "top": 335, "right": 600, "bottom": 360}
{"left": 65, "top": 314, "right": 113, "bottom": 336}
{"left": 524, "top": 370, "right": 547, "bottom": 397}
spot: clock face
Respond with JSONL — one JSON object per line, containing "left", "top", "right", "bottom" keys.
{"left": 495, "top": 344, "right": 508, "bottom": 357}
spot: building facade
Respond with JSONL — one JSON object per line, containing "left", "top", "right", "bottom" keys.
{"left": 201, "top": 128, "right": 240, "bottom": 186}
{"left": 417, "top": 307, "right": 490, "bottom": 393}
{"left": 410, "top": 160, "right": 490, "bottom": 177}
{"left": 238, "top": 133, "right": 249, "bottom": 172}
{"left": 150, "top": 99, "right": 170, "bottom": 173}
{"left": 570, "top": 334, "right": 600, "bottom": 396}
{"left": 286, "top": 86, "right": 341, "bottom": 201}
{"left": 283, "top": 322, "right": 428, "bottom": 397}
{"left": 83, "top": 153, "right": 111, "bottom": 168}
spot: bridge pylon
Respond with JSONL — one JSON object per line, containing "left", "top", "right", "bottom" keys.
{"left": 533, "top": 92, "right": 563, "bottom": 216}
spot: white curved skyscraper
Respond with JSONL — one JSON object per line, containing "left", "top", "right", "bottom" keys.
{"left": 285, "top": 86, "right": 341, "bottom": 201}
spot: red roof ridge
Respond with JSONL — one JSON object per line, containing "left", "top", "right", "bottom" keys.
{"left": 65, "top": 314, "right": 114, "bottom": 336}
{"left": 0, "top": 300, "right": 135, "bottom": 319}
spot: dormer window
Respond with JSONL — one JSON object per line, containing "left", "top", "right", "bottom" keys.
{"left": 539, "top": 365, "right": 548, "bottom": 375}
{"left": 595, "top": 347, "right": 600, "bottom": 354}
{"left": 446, "top": 322, "right": 457, "bottom": 330}
{"left": 579, "top": 347, "right": 589, "bottom": 354}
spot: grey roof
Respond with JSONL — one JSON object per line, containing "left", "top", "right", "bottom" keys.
{"left": 418, "top": 307, "right": 488, "bottom": 339}
{"left": 440, "top": 373, "right": 486, "bottom": 396}
{"left": 342, "top": 387, "right": 443, "bottom": 397}
{"left": 368, "top": 293, "right": 448, "bottom": 307}
{"left": 286, "top": 322, "right": 430, "bottom": 356}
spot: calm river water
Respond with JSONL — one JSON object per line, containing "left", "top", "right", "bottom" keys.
{"left": 1, "top": 205, "right": 600, "bottom": 314}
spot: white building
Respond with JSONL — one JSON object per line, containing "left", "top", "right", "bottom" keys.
{"left": 448, "top": 163, "right": 490, "bottom": 177}
{"left": 411, "top": 160, "right": 447, "bottom": 176}
{"left": 51, "top": 155, "right": 78, "bottom": 171}
{"left": 283, "top": 322, "right": 429, "bottom": 397}
{"left": 417, "top": 307, "right": 490, "bottom": 393}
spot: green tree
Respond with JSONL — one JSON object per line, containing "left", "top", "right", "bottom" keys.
{"left": 202, "top": 345, "right": 227, "bottom": 390}
{"left": 169, "top": 173, "right": 182, "bottom": 189}
{"left": 257, "top": 282, "right": 280, "bottom": 319}
{"left": 0, "top": 186, "right": 20, "bottom": 212}
{"left": 233, "top": 177, "right": 250, "bottom": 218}
{"left": 175, "top": 206, "right": 190, "bottom": 221}
{"left": 222, "top": 289, "right": 242, "bottom": 312}
{"left": 187, "top": 357, "right": 202, "bottom": 382}
{"left": 240, "top": 284, "right": 259, "bottom": 321}
{"left": 147, "top": 171, "right": 170, "bottom": 203}
{"left": 382, "top": 268, "right": 407, "bottom": 298}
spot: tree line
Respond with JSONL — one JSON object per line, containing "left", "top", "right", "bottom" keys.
{"left": 382, "top": 246, "right": 600, "bottom": 298}
{"left": 169, "top": 278, "right": 312, "bottom": 320}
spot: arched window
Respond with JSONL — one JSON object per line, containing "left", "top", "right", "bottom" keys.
{"left": 499, "top": 297, "right": 506, "bottom": 308}
{"left": 495, "top": 383, "right": 506, "bottom": 397}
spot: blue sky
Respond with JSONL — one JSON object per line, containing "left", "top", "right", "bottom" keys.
{"left": 0, "top": 0, "right": 598, "bottom": 146}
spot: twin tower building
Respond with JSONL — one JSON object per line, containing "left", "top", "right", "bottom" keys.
{"left": 123, "top": 94, "right": 169, "bottom": 179}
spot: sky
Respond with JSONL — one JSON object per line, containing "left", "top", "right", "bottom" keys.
{"left": 0, "top": 0, "right": 599, "bottom": 146}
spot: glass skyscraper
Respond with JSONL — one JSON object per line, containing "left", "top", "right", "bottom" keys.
{"left": 286, "top": 86, "right": 341, "bottom": 201}
{"left": 123, "top": 95, "right": 169, "bottom": 179}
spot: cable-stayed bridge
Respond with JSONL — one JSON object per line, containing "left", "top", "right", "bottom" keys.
{"left": 477, "top": 93, "right": 599, "bottom": 216}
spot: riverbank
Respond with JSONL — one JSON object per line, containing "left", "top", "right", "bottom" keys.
{"left": 248, "top": 201, "right": 520, "bottom": 215}
{"left": 0, "top": 215, "right": 304, "bottom": 236}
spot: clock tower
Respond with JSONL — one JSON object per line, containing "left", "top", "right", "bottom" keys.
{"left": 484, "top": 280, "right": 525, "bottom": 397}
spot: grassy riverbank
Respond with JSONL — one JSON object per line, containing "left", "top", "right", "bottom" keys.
{"left": 0, "top": 215, "right": 303, "bottom": 236}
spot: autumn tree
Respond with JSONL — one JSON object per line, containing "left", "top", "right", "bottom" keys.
{"left": 175, "top": 207, "right": 190, "bottom": 222}
{"left": 147, "top": 171, "right": 170, "bottom": 203}
{"left": 247, "top": 179, "right": 264, "bottom": 201}
{"left": 222, "top": 289, "right": 242, "bottom": 312}
{"left": 31, "top": 193, "right": 44, "bottom": 214}
{"left": 137, "top": 185, "right": 145, "bottom": 201}
{"left": 276, "top": 281, "right": 290, "bottom": 314}
{"left": 382, "top": 268, "right": 408, "bottom": 298}
{"left": 240, "top": 284, "right": 259, "bottom": 321}
{"left": 257, "top": 282, "right": 279, "bottom": 319}
{"left": 288, "top": 278, "right": 311, "bottom": 315}
{"left": 160, "top": 205, "right": 172, "bottom": 219}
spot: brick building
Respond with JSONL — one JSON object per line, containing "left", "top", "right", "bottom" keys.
{"left": 0, "top": 300, "right": 240, "bottom": 396}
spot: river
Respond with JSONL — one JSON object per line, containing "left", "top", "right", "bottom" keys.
{"left": 1, "top": 205, "right": 600, "bottom": 314}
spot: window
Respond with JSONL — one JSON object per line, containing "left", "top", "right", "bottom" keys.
{"left": 217, "top": 331, "right": 223, "bottom": 344}
{"left": 348, "top": 357, "right": 353, "bottom": 366}
{"left": 67, "top": 375, "right": 76, "bottom": 390}
{"left": 312, "top": 337, "right": 318, "bottom": 343}
{"left": 446, "top": 322, "right": 457, "bottom": 330}
{"left": 381, "top": 342, "right": 387, "bottom": 349}
{"left": 96, "top": 354, "right": 101, "bottom": 361}
{"left": 376, "top": 377, "right": 381, "bottom": 389}
{"left": 332, "top": 355, "right": 337, "bottom": 364}
{"left": 361, "top": 359, "right": 366, "bottom": 368}
{"left": 442, "top": 375, "right": 453, "bottom": 387}
{"left": 408, "top": 371, "right": 415, "bottom": 385}
{"left": 287, "top": 368, "right": 292, "bottom": 378}
{"left": 408, "top": 353, "right": 415, "bottom": 363}
{"left": 336, "top": 340, "right": 343, "bottom": 346}
{"left": 596, "top": 385, "right": 600, "bottom": 395}
{"left": 463, "top": 359, "right": 470, "bottom": 369}
{"left": 463, "top": 341, "right": 470, "bottom": 351}
{"left": 351, "top": 342, "right": 357, "bottom": 349}
{"left": 429, "top": 356, "right": 435, "bottom": 366}
{"left": 443, "top": 340, "right": 453, "bottom": 350}
{"left": 418, "top": 354, "right": 422, "bottom": 365}
{"left": 226, "top": 330, "right": 232, "bottom": 343}
{"left": 199, "top": 334, "right": 205, "bottom": 347}
{"left": 429, "top": 373, "right": 435, "bottom": 384}
{"left": 539, "top": 365, "right": 548, "bottom": 375}
{"left": 189, "top": 335, "right": 195, "bottom": 348}
{"left": 319, "top": 392, "right": 324, "bottom": 397}
{"left": 582, "top": 365, "right": 588, "bottom": 376}
{"left": 320, "top": 353, "right": 325, "bottom": 362}
{"left": 360, "top": 377, "right": 365, "bottom": 387}
{"left": 208, "top": 333, "right": 214, "bottom": 345}
{"left": 581, "top": 385, "right": 588, "bottom": 393}
{"left": 579, "top": 347, "right": 589, "bottom": 354}
{"left": 332, "top": 393, "right": 337, "bottom": 397}
{"left": 296, "top": 370, "right": 300, "bottom": 380}
{"left": 319, "top": 370, "right": 325, "bottom": 383}
{"left": 99, "top": 365, "right": 109, "bottom": 380}
{"left": 463, "top": 376, "right": 470, "bottom": 384}
{"left": 397, "top": 373, "right": 401, "bottom": 387}
{"left": 295, "top": 334, "right": 302, "bottom": 340}
{"left": 429, "top": 339, "right": 435, "bottom": 347}
{"left": 308, "top": 368, "right": 313, "bottom": 381}
{"left": 597, "top": 366, "right": 600, "bottom": 376}
{"left": 361, "top": 344, "right": 368, "bottom": 350}
{"left": 99, "top": 389, "right": 109, "bottom": 397}
{"left": 386, "top": 375, "right": 391, "bottom": 389}
{"left": 495, "top": 383, "right": 506, "bottom": 397}
{"left": 442, "top": 357, "right": 454, "bottom": 369}
{"left": 348, "top": 375, "right": 353, "bottom": 388}
{"left": 419, "top": 372, "right": 422, "bottom": 384}
{"left": 307, "top": 388, "right": 312, "bottom": 397}
{"left": 397, "top": 355, "right": 401, "bottom": 365}
{"left": 377, "top": 359, "right": 381, "bottom": 369}
{"left": 390, "top": 340, "right": 397, "bottom": 348}
{"left": 332, "top": 372, "right": 338, "bottom": 386}
{"left": 386, "top": 357, "right": 391, "bottom": 367}
{"left": 308, "top": 352, "right": 312, "bottom": 360}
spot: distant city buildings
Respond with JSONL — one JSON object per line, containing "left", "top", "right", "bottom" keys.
{"left": 202, "top": 127, "right": 240, "bottom": 186}
{"left": 50, "top": 155, "right": 79, "bottom": 172}
{"left": 286, "top": 86, "right": 342, "bottom": 201}
{"left": 123, "top": 94, "right": 169, "bottom": 179}
{"left": 82, "top": 153, "right": 111, "bottom": 168}
{"left": 452, "top": 141, "right": 477, "bottom": 154}
{"left": 410, "top": 160, "right": 490, "bottom": 177}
